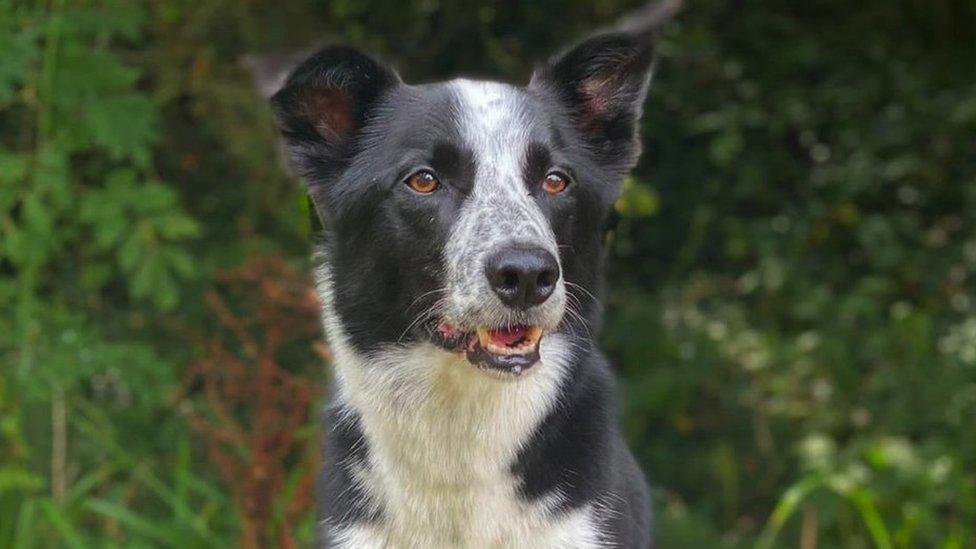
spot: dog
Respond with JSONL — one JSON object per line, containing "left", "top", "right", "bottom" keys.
{"left": 268, "top": 20, "right": 658, "bottom": 549}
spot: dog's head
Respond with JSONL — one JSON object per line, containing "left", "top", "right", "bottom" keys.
{"left": 270, "top": 32, "right": 654, "bottom": 377}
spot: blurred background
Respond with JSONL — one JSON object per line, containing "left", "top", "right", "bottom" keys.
{"left": 2, "top": 0, "right": 976, "bottom": 547}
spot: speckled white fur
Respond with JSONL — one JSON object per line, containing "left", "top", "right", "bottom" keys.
{"left": 443, "top": 80, "right": 567, "bottom": 332}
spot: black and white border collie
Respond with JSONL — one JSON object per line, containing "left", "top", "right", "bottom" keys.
{"left": 269, "top": 25, "right": 657, "bottom": 548}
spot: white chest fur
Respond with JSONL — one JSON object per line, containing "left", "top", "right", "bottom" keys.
{"left": 325, "top": 336, "right": 606, "bottom": 548}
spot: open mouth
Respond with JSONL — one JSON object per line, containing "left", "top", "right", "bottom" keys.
{"left": 429, "top": 320, "right": 544, "bottom": 376}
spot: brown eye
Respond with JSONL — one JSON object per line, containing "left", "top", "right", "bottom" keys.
{"left": 542, "top": 172, "right": 568, "bottom": 195}
{"left": 405, "top": 170, "right": 440, "bottom": 194}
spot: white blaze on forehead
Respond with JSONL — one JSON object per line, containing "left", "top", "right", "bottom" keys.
{"left": 451, "top": 79, "right": 526, "bottom": 143}
{"left": 445, "top": 80, "right": 564, "bottom": 326}
{"left": 449, "top": 79, "right": 552, "bottom": 240}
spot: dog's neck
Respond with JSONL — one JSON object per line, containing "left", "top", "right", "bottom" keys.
{"left": 330, "top": 334, "right": 572, "bottom": 481}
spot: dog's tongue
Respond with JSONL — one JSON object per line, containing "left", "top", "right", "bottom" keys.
{"left": 489, "top": 325, "right": 529, "bottom": 347}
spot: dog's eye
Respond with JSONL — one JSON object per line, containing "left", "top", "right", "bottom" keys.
{"left": 405, "top": 170, "right": 440, "bottom": 194}
{"left": 542, "top": 172, "right": 569, "bottom": 195}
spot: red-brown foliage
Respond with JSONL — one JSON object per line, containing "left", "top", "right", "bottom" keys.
{"left": 175, "top": 254, "right": 329, "bottom": 548}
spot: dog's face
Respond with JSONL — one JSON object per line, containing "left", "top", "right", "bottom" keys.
{"left": 271, "top": 34, "right": 654, "bottom": 377}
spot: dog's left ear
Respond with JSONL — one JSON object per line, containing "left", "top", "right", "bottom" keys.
{"left": 530, "top": 31, "right": 656, "bottom": 173}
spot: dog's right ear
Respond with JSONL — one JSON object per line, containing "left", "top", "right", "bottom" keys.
{"left": 270, "top": 46, "right": 401, "bottom": 180}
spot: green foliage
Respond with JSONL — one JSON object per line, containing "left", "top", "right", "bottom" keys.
{"left": 2, "top": 0, "right": 975, "bottom": 547}
{"left": 607, "top": 0, "right": 976, "bottom": 545}
{"left": 0, "top": 1, "right": 209, "bottom": 546}
{"left": 79, "top": 169, "right": 198, "bottom": 309}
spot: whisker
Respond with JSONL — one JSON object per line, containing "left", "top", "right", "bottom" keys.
{"left": 403, "top": 287, "right": 447, "bottom": 315}
{"left": 396, "top": 296, "right": 448, "bottom": 344}
{"left": 563, "top": 302, "right": 594, "bottom": 343}
{"left": 565, "top": 281, "right": 600, "bottom": 306}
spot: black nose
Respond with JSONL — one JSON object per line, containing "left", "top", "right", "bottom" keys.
{"left": 485, "top": 245, "right": 560, "bottom": 309}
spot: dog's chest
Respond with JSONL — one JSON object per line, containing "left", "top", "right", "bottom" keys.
{"left": 332, "top": 496, "right": 602, "bottom": 549}
{"left": 328, "top": 342, "right": 605, "bottom": 548}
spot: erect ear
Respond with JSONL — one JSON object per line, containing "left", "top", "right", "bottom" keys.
{"left": 530, "top": 31, "right": 656, "bottom": 172}
{"left": 269, "top": 45, "right": 400, "bottom": 178}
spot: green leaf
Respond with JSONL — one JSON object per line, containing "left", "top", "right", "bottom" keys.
{"left": 38, "top": 500, "right": 88, "bottom": 549}
{"left": 12, "top": 498, "right": 38, "bottom": 549}
{"left": 616, "top": 178, "right": 660, "bottom": 218}
{"left": 85, "top": 499, "right": 181, "bottom": 545}
{"left": 61, "top": 2, "right": 145, "bottom": 42}
{"left": 51, "top": 45, "right": 157, "bottom": 164}
{"left": 82, "top": 93, "right": 158, "bottom": 168}
{"left": 709, "top": 127, "right": 744, "bottom": 168}
{"left": 156, "top": 214, "right": 200, "bottom": 240}
{"left": 756, "top": 474, "right": 826, "bottom": 549}
{"left": 0, "top": 467, "right": 44, "bottom": 494}
{"left": 0, "top": 2, "right": 38, "bottom": 103}
{"left": 0, "top": 152, "right": 29, "bottom": 186}
{"left": 845, "top": 488, "right": 895, "bottom": 549}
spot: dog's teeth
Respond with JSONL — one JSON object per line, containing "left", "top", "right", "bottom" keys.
{"left": 477, "top": 328, "right": 492, "bottom": 349}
